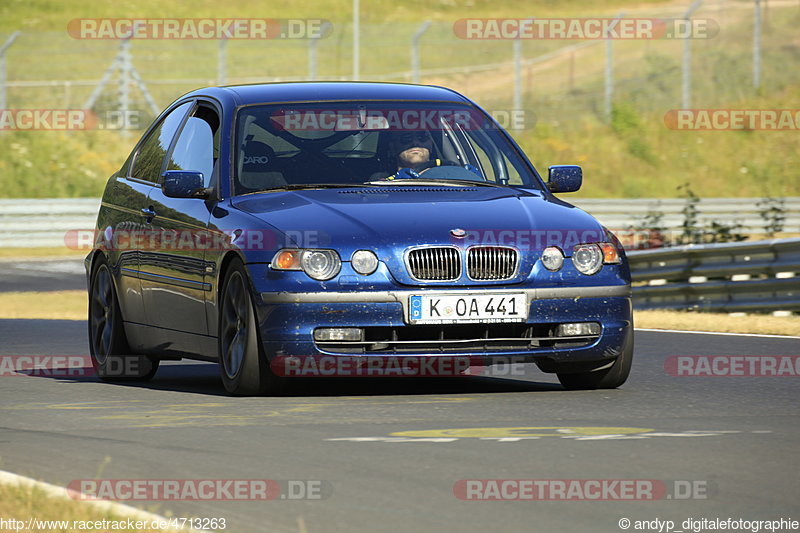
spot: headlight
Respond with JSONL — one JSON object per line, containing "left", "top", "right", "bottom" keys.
{"left": 541, "top": 246, "right": 564, "bottom": 271}
{"left": 572, "top": 243, "right": 604, "bottom": 275}
{"left": 301, "top": 250, "right": 341, "bottom": 280}
{"left": 271, "top": 248, "right": 341, "bottom": 281}
{"left": 351, "top": 250, "right": 379, "bottom": 275}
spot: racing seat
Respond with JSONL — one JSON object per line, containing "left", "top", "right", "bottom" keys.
{"left": 238, "top": 141, "right": 287, "bottom": 191}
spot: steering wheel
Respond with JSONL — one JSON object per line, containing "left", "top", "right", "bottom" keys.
{"left": 395, "top": 159, "right": 462, "bottom": 179}
{"left": 414, "top": 159, "right": 461, "bottom": 173}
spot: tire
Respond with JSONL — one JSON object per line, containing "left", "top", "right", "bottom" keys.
{"left": 556, "top": 330, "right": 634, "bottom": 390}
{"left": 88, "top": 258, "right": 159, "bottom": 382}
{"left": 218, "top": 258, "right": 283, "bottom": 396}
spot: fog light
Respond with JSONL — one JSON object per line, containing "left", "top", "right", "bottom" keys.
{"left": 314, "top": 328, "right": 364, "bottom": 342}
{"left": 541, "top": 246, "right": 564, "bottom": 271}
{"left": 557, "top": 322, "right": 601, "bottom": 337}
{"left": 351, "top": 250, "right": 379, "bottom": 275}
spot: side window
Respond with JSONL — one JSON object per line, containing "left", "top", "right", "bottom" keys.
{"left": 465, "top": 129, "right": 524, "bottom": 184}
{"left": 167, "top": 110, "right": 217, "bottom": 187}
{"left": 129, "top": 101, "right": 193, "bottom": 183}
{"left": 454, "top": 128, "right": 498, "bottom": 182}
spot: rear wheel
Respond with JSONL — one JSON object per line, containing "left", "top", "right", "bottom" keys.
{"left": 88, "top": 258, "right": 159, "bottom": 381}
{"left": 556, "top": 332, "right": 633, "bottom": 390}
{"left": 218, "top": 258, "right": 283, "bottom": 396}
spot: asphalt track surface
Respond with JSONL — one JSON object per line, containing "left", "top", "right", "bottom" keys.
{"left": 0, "top": 258, "right": 86, "bottom": 292}
{"left": 0, "top": 317, "right": 798, "bottom": 533}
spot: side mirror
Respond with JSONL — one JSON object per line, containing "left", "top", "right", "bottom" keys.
{"left": 547, "top": 165, "right": 582, "bottom": 193}
{"left": 162, "top": 170, "right": 209, "bottom": 199}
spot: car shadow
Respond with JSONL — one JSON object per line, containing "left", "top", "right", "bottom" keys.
{"left": 29, "top": 361, "right": 565, "bottom": 396}
{"left": 2, "top": 320, "right": 567, "bottom": 396}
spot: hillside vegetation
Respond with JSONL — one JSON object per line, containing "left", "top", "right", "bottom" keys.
{"left": 0, "top": 0, "right": 797, "bottom": 198}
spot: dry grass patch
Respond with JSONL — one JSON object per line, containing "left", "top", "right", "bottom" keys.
{"left": 635, "top": 310, "right": 800, "bottom": 337}
{"left": 0, "top": 290, "right": 86, "bottom": 320}
{"left": 0, "top": 482, "right": 171, "bottom": 533}
{"left": 0, "top": 247, "right": 87, "bottom": 260}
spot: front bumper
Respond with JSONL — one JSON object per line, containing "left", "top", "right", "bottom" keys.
{"left": 256, "top": 284, "right": 632, "bottom": 367}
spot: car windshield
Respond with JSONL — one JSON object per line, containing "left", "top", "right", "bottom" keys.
{"left": 233, "top": 101, "right": 541, "bottom": 195}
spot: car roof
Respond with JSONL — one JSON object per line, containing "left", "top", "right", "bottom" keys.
{"left": 181, "top": 81, "right": 473, "bottom": 106}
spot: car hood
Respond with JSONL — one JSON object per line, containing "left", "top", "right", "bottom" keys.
{"left": 233, "top": 187, "right": 607, "bottom": 284}
{"left": 235, "top": 186, "right": 604, "bottom": 247}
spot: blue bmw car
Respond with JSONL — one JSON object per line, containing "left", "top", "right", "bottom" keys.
{"left": 86, "top": 81, "right": 633, "bottom": 395}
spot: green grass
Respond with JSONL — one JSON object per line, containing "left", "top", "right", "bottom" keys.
{"left": 0, "top": 0, "right": 680, "bottom": 31}
{"left": 0, "top": 0, "right": 798, "bottom": 198}
{"left": 0, "top": 131, "right": 130, "bottom": 197}
{"left": 517, "top": 87, "right": 800, "bottom": 199}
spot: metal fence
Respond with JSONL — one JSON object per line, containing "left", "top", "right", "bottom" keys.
{"left": 0, "top": 198, "right": 100, "bottom": 248}
{"left": 573, "top": 197, "right": 800, "bottom": 235}
{"left": 0, "top": 0, "right": 794, "bottom": 126}
{"left": 628, "top": 238, "right": 800, "bottom": 313}
{"left": 0, "top": 197, "right": 797, "bottom": 249}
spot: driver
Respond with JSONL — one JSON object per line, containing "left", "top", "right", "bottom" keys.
{"left": 391, "top": 130, "right": 433, "bottom": 169}
{"left": 371, "top": 130, "right": 447, "bottom": 180}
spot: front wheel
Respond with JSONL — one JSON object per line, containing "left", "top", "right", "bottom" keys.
{"left": 88, "top": 259, "right": 159, "bottom": 381}
{"left": 556, "top": 332, "right": 633, "bottom": 390}
{"left": 218, "top": 258, "right": 283, "bottom": 396}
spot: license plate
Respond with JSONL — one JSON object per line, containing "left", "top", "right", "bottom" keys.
{"left": 408, "top": 293, "right": 527, "bottom": 324}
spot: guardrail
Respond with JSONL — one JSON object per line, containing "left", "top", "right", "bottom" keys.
{"left": 0, "top": 198, "right": 798, "bottom": 314}
{"left": 0, "top": 198, "right": 100, "bottom": 248}
{"left": 627, "top": 238, "right": 800, "bottom": 313}
{"left": 571, "top": 197, "right": 800, "bottom": 235}
{"left": 0, "top": 197, "right": 798, "bottom": 248}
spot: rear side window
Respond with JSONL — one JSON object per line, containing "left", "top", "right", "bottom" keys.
{"left": 129, "top": 101, "right": 193, "bottom": 183}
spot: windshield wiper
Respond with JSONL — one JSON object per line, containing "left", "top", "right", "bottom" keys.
{"left": 365, "top": 178, "right": 507, "bottom": 188}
